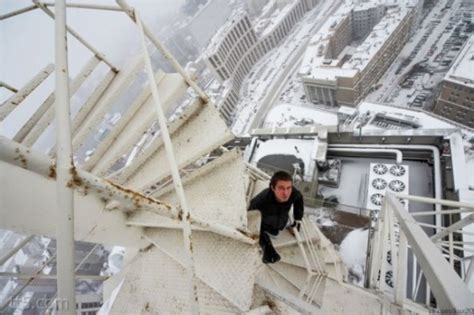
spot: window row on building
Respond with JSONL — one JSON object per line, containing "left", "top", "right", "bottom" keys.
{"left": 206, "top": 0, "right": 320, "bottom": 125}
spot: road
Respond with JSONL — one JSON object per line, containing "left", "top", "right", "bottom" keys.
{"left": 232, "top": 0, "right": 343, "bottom": 135}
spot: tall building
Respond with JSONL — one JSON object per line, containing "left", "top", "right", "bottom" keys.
{"left": 206, "top": 0, "right": 320, "bottom": 124}
{"left": 433, "top": 35, "right": 474, "bottom": 129}
{"left": 299, "top": 3, "right": 414, "bottom": 107}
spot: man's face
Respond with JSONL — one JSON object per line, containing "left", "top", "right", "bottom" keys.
{"left": 272, "top": 180, "right": 293, "bottom": 203}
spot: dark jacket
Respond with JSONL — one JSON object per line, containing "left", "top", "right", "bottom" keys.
{"left": 248, "top": 187, "right": 304, "bottom": 231}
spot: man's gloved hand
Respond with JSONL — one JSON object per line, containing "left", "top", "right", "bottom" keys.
{"left": 291, "top": 220, "right": 302, "bottom": 232}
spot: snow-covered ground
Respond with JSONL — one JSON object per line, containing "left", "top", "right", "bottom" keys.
{"left": 263, "top": 104, "right": 337, "bottom": 128}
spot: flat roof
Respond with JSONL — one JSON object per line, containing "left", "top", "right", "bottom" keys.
{"left": 206, "top": 9, "right": 248, "bottom": 56}
{"left": 444, "top": 35, "right": 474, "bottom": 88}
{"left": 299, "top": 3, "right": 409, "bottom": 82}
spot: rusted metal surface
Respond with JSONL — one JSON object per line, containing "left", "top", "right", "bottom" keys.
{"left": 54, "top": 2, "right": 77, "bottom": 310}
{"left": 0, "top": 64, "right": 54, "bottom": 121}
{"left": 0, "top": 136, "right": 173, "bottom": 215}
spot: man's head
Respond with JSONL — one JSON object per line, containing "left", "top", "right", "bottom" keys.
{"left": 270, "top": 171, "right": 293, "bottom": 203}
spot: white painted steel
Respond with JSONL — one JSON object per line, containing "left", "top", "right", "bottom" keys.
{"left": 44, "top": 244, "right": 101, "bottom": 313}
{"left": 90, "top": 73, "right": 188, "bottom": 175}
{"left": 0, "top": 235, "right": 34, "bottom": 266}
{"left": 110, "top": 97, "right": 202, "bottom": 184}
{"left": 0, "top": 63, "right": 54, "bottom": 121}
{"left": 384, "top": 194, "right": 474, "bottom": 310}
{"left": 22, "top": 56, "right": 101, "bottom": 147}
{"left": 33, "top": 0, "right": 118, "bottom": 72}
{"left": 109, "top": 245, "right": 244, "bottom": 313}
{"left": 118, "top": 97, "right": 234, "bottom": 190}
{"left": 71, "top": 56, "right": 144, "bottom": 153}
{"left": 255, "top": 277, "right": 323, "bottom": 315}
{"left": 0, "top": 81, "right": 18, "bottom": 93}
{"left": 145, "top": 229, "right": 259, "bottom": 311}
{"left": 0, "top": 159, "right": 147, "bottom": 247}
{"left": 54, "top": 1, "right": 76, "bottom": 312}
{"left": 115, "top": 0, "right": 209, "bottom": 102}
{"left": 0, "top": 273, "right": 107, "bottom": 280}
{"left": 0, "top": 4, "right": 38, "bottom": 20}
{"left": 70, "top": 70, "right": 116, "bottom": 135}
{"left": 80, "top": 70, "right": 165, "bottom": 172}
{"left": 135, "top": 12, "right": 199, "bottom": 313}
{"left": 40, "top": 1, "right": 123, "bottom": 11}
{"left": 152, "top": 149, "right": 248, "bottom": 228}
{"left": 0, "top": 136, "right": 173, "bottom": 214}
{"left": 391, "top": 193, "right": 474, "bottom": 210}
{"left": 395, "top": 228, "right": 407, "bottom": 306}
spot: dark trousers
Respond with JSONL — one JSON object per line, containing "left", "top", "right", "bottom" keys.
{"left": 259, "top": 224, "right": 281, "bottom": 263}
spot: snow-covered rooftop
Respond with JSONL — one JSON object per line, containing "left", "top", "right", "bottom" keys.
{"left": 357, "top": 101, "right": 456, "bottom": 130}
{"left": 299, "top": 4, "right": 409, "bottom": 82}
{"left": 343, "top": 7, "right": 409, "bottom": 71}
{"left": 206, "top": 9, "right": 248, "bottom": 56}
{"left": 444, "top": 35, "right": 474, "bottom": 88}
{"left": 259, "top": 0, "right": 296, "bottom": 38}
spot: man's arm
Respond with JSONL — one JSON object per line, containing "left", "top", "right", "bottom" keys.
{"left": 293, "top": 190, "right": 304, "bottom": 221}
{"left": 248, "top": 189, "right": 266, "bottom": 211}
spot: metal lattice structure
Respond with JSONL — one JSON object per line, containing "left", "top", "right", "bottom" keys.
{"left": 2, "top": 1, "right": 474, "bottom": 314}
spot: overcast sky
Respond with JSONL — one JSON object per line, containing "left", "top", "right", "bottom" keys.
{"left": 0, "top": 0, "right": 185, "bottom": 103}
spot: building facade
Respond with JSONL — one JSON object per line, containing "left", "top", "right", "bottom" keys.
{"left": 205, "top": 0, "right": 320, "bottom": 125}
{"left": 433, "top": 36, "right": 474, "bottom": 129}
{"left": 300, "top": 4, "right": 414, "bottom": 107}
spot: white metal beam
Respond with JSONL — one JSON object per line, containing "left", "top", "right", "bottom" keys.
{"left": 0, "top": 81, "right": 18, "bottom": 93}
{"left": 33, "top": 0, "right": 118, "bottom": 72}
{"left": 40, "top": 1, "right": 123, "bottom": 11}
{"left": 0, "top": 64, "right": 54, "bottom": 121}
{"left": 23, "top": 56, "right": 101, "bottom": 147}
{"left": 71, "top": 55, "right": 144, "bottom": 154}
{"left": 0, "top": 135, "right": 173, "bottom": 215}
{"left": 386, "top": 194, "right": 474, "bottom": 310}
{"left": 0, "top": 4, "right": 38, "bottom": 20}
{"left": 135, "top": 12, "right": 199, "bottom": 313}
{"left": 0, "top": 235, "right": 35, "bottom": 266}
{"left": 115, "top": 0, "right": 208, "bottom": 102}
{"left": 54, "top": 1, "right": 76, "bottom": 311}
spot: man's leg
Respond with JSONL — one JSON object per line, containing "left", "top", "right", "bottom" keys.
{"left": 260, "top": 226, "right": 281, "bottom": 264}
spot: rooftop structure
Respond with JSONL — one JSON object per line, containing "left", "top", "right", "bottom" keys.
{"left": 433, "top": 35, "right": 474, "bottom": 129}
{"left": 299, "top": 3, "right": 414, "bottom": 107}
